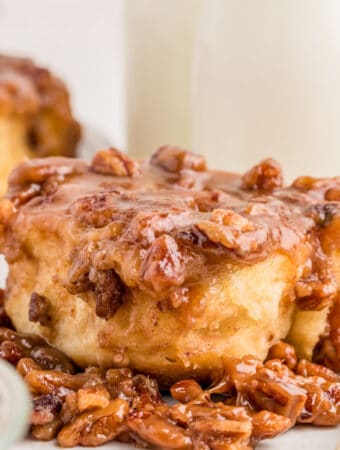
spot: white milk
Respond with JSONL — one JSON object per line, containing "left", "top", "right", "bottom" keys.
{"left": 192, "top": 0, "right": 340, "bottom": 179}
{"left": 125, "top": 0, "right": 200, "bottom": 158}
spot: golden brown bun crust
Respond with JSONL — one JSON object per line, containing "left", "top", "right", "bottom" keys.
{"left": 0, "top": 54, "right": 80, "bottom": 157}
{"left": 0, "top": 148, "right": 339, "bottom": 384}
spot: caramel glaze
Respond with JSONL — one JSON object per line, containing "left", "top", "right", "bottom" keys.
{"left": 0, "top": 54, "right": 80, "bottom": 156}
{"left": 0, "top": 147, "right": 339, "bottom": 367}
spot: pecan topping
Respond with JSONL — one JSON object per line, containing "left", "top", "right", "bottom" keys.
{"left": 8, "top": 158, "right": 86, "bottom": 205}
{"left": 91, "top": 148, "right": 140, "bottom": 177}
{"left": 150, "top": 145, "right": 207, "bottom": 173}
{"left": 29, "top": 292, "right": 51, "bottom": 326}
{"left": 241, "top": 158, "right": 283, "bottom": 190}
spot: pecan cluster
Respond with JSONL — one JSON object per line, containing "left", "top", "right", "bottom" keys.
{"left": 1, "top": 319, "right": 339, "bottom": 449}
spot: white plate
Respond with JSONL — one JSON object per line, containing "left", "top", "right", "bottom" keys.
{"left": 10, "top": 426, "right": 340, "bottom": 450}
{"left": 1, "top": 145, "right": 339, "bottom": 450}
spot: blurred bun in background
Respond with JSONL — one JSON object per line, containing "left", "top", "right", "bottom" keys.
{"left": 0, "top": 54, "right": 80, "bottom": 193}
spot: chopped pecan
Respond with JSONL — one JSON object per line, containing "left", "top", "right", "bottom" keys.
{"left": 223, "top": 355, "right": 340, "bottom": 427}
{"left": 127, "top": 412, "right": 193, "bottom": 449}
{"left": 325, "top": 188, "right": 340, "bottom": 201}
{"left": 140, "top": 234, "right": 186, "bottom": 293}
{"left": 1, "top": 323, "right": 338, "bottom": 448}
{"left": 210, "top": 209, "right": 256, "bottom": 231}
{"left": 31, "top": 394, "right": 63, "bottom": 425}
{"left": 30, "top": 346, "right": 75, "bottom": 374}
{"left": 57, "top": 398, "right": 129, "bottom": 447}
{"left": 131, "top": 375, "right": 163, "bottom": 409}
{"left": 71, "top": 193, "right": 124, "bottom": 228}
{"left": 151, "top": 145, "right": 207, "bottom": 173}
{"left": 8, "top": 158, "right": 85, "bottom": 205}
{"left": 28, "top": 292, "right": 51, "bottom": 326}
{"left": 91, "top": 148, "right": 140, "bottom": 177}
{"left": 0, "top": 340, "right": 25, "bottom": 365}
{"left": 223, "top": 356, "right": 307, "bottom": 423}
{"left": 170, "top": 379, "right": 204, "bottom": 403}
{"left": 24, "top": 369, "right": 103, "bottom": 396}
{"left": 0, "top": 327, "right": 46, "bottom": 350}
{"left": 297, "top": 377, "right": 340, "bottom": 426}
{"left": 17, "top": 357, "right": 42, "bottom": 377}
{"left": 76, "top": 386, "right": 110, "bottom": 412}
{"left": 197, "top": 209, "right": 263, "bottom": 255}
{"left": 267, "top": 342, "right": 297, "bottom": 370}
{"left": 251, "top": 410, "right": 291, "bottom": 441}
{"left": 31, "top": 419, "right": 63, "bottom": 441}
{"left": 89, "top": 268, "right": 125, "bottom": 320}
{"left": 241, "top": 159, "right": 283, "bottom": 191}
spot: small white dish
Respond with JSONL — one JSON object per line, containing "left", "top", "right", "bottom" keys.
{"left": 0, "top": 359, "right": 31, "bottom": 450}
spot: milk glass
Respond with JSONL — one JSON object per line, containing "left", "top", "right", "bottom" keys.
{"left": 125, "top": 0, "right": 200, "bottom": 158}
{"left": 192, "top": 0, "right": 340, "bottom": 179}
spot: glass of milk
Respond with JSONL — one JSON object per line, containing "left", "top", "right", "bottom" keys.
{"left": 192, "top": 0, "right": 340, "bottom": 179}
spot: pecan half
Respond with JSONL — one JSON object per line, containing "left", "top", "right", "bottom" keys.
{"left": 241, "top": 158, "right": 283, "bottom": 191}
{"left": 150, "top": 145, "right": 207, "bottom": 173}
{"left": 91, "top": 148, "right": 140, "bottom": 177}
